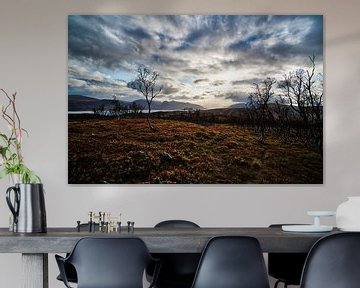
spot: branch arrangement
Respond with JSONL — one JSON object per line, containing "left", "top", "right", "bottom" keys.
{"left": 0, "top": 88, "right": 41, "bottom": 183}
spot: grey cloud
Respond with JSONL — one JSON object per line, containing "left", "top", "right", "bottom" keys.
{"left": 162, "top": 15, "right": 182, "bottom": 27}
{"left": 185, "top": 28, "right": 209, "bottom": 45}
{"left": 68, "top": 16, "right": 162, "bottom": 71}
{"left": 194, "top": 78, "right": 209, "bottom": 84}
{"left": 231, "top": 78, "right": 262, "bottom": 86}
{"left": 225, "top": 92, "right": 250, "bottom": 103}
{"left": 212, "top": 80, "right": 225, "bottom": 86}
{"left": 166, "top": 94, "right": 191, "bottom": 101}
{"left": 122, "top": 27, "right": 151, "bottom": 41}
{"left": 68, "top": 16, "right": 137, "bottom": 70}
{"left": 215, "top": 91, "right": 249, "bottom": 103}
{"left": 150, "top": 54, "right": 189, "bottom": 70}
{"left": 302, "top": 16, "right": 323, "bottom": 58}
{"left": 267, "top": 17, "right": 323, "bottom": 61}
{"left": 225, "top": 15, "right": 323, "bottom": 67}
{"left": 184, "top": 64, "right": 220, "bottom": 76}
{"left": 221, "top": 58, "right": 245, "bottom": 69}
{"left": 162, "top": 83, "right": 180, "bottom": 95}
{"left": 182, "top": 68, "right": 203, "bottom": 75}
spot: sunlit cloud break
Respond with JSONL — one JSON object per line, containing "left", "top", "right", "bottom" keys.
{"left": 68, "top": 15, "right": 323, "bottom": 109}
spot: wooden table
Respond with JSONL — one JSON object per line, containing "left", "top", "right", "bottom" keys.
{"left": 0, "top": 227, "right": 338, "bottom": 288}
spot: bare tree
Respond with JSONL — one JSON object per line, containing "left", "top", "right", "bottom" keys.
{"left": 278, "top": 56, "right": 323, "bottom": 153}
{"left": 304, "top": 56, "right": 323, "bottom": 154}
{"left": 275, "top": 96, "right": 292, "bottom": 143}
{"left": 304, "top": 55, "right": 323, "bottom": 124}
{"left": 129, "top": 102, "right": 145, "bottom": 116}
{"left": 279, "top": 69, "right": 309, "bottom": 133}
{"left": 93, "top": 104, "right": 105, "bottom": 117}
{"left": 128, "top": 65, "right": 162, "bottom": 130}
{"left": 110, "top": 96, "right": 124, "bottom": 119}
{"left": 248, "top": 78, "right": 276, "bottom": 143}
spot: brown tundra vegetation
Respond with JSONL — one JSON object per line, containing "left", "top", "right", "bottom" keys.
{"left": 68, "top": 114, "right": 322, "bottom": 184}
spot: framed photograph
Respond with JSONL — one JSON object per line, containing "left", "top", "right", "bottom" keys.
{"left": 68, "top": 15, "right": 323, "bottom": 184}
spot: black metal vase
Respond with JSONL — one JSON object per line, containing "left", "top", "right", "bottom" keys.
{"left": 6, "top": 183, "right": 47, "bottom": 233}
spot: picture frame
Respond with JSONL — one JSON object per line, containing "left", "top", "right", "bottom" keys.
{"left": 68, "top": 15, "right": 323, "bottom": 184}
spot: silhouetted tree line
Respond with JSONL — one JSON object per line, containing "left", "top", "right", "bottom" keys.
{"left": 247, "top": 56, "right": 323, "bottom": 155}
{"left": 93, "top": 98, "right": 145, "bottom": 119}
{"left": 92, "top": 104, "right": 106, "bottom": 117}
{"left": 146, "top": 108, "right": 261, "bottom": 129}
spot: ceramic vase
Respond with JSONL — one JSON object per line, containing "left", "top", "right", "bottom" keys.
{"left": 6, "top": 183, "right": 47, "bottom": 233}
{"left": 7, "top": 174, "right": 22, "bottom": 231}
{"left": 336, "top": 197, "right": 360, "bottom": 231}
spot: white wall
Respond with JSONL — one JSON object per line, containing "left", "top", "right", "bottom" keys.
{"left": 0, "top": 0, "right": 360, "bottom": 287}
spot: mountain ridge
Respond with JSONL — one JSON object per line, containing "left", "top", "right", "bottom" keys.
{"left": 68, "top": 95, "right": 205, "bottom": 111}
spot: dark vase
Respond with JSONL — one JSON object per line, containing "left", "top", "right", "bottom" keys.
{"left": 6, "top": 183, "right": 47, "bottom": 233}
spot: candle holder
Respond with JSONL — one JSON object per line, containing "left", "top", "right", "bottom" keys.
{"left": 282, "top": 211, "right": 335, "bottom": 232}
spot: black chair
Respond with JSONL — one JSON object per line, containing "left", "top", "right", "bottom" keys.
{"left": 268, "top": 224, "right": 308, "bottom": 288}
{"left": 56, "top": 262, "right": 77, "bottom": 284}
{"left": 147, "top": 220, "right": 201, "bottom": 288}
{"left": 56, "top": 223, "right": 99, "bottom": 284}
{"left": 55, "top": 237, "right": 160, "bottom": 288}
{"left": 300, "top": 232, "right": 360, "bottom": 288}
{"left": 191, "top": 236, "right": 270, "bottom": 288}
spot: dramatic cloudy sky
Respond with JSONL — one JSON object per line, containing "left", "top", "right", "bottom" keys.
{"left": 68, "top": 15, "right": 323, "bottom": 109}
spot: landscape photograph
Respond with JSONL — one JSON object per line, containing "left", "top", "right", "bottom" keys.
{"left": 68, "top": 15, "right": 323, "bottom": 184}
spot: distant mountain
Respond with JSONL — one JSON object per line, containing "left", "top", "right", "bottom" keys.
{"left": 133, "top": 99, "right": 204, "bottom": 111}
{"left": 228, "top": 102, "right": 248, "bottom": 109}
{"left": 68, "top": 95, "right": 123, "bottom": 111}
{"left": 228, "top": 102, "right": 289, "bottom": 109}
{"left": 69, "top": 95, "right": 204, "bottom": 111}
{"left": 160, "top": 100, "right": 204, "bottom": 110}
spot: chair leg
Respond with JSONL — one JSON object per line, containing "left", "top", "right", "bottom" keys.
{"left": 274, "top": 280, "right": 289, "bottom": 288}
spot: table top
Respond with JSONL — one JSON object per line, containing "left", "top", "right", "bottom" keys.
{"left": 0, "top": 227, "right": 339, "bottom": 254}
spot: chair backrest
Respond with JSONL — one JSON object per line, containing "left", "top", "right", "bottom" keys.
{"left": 155, "top": 220, "right": 200, "bottom": 228}
{"left": 67, "top": 237, "right": 154, "bottom": 288}
{"left": 151, "top": 220, "right": 201, "bottom": 286}
{"left": 191, "top": 236, "right": 270, "bottom": 288}
{"left": 268, "top": 224, "right": 308, "bottom": 285}
{"left": 300, "top": 232, "right": 360, "bottom": 288}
